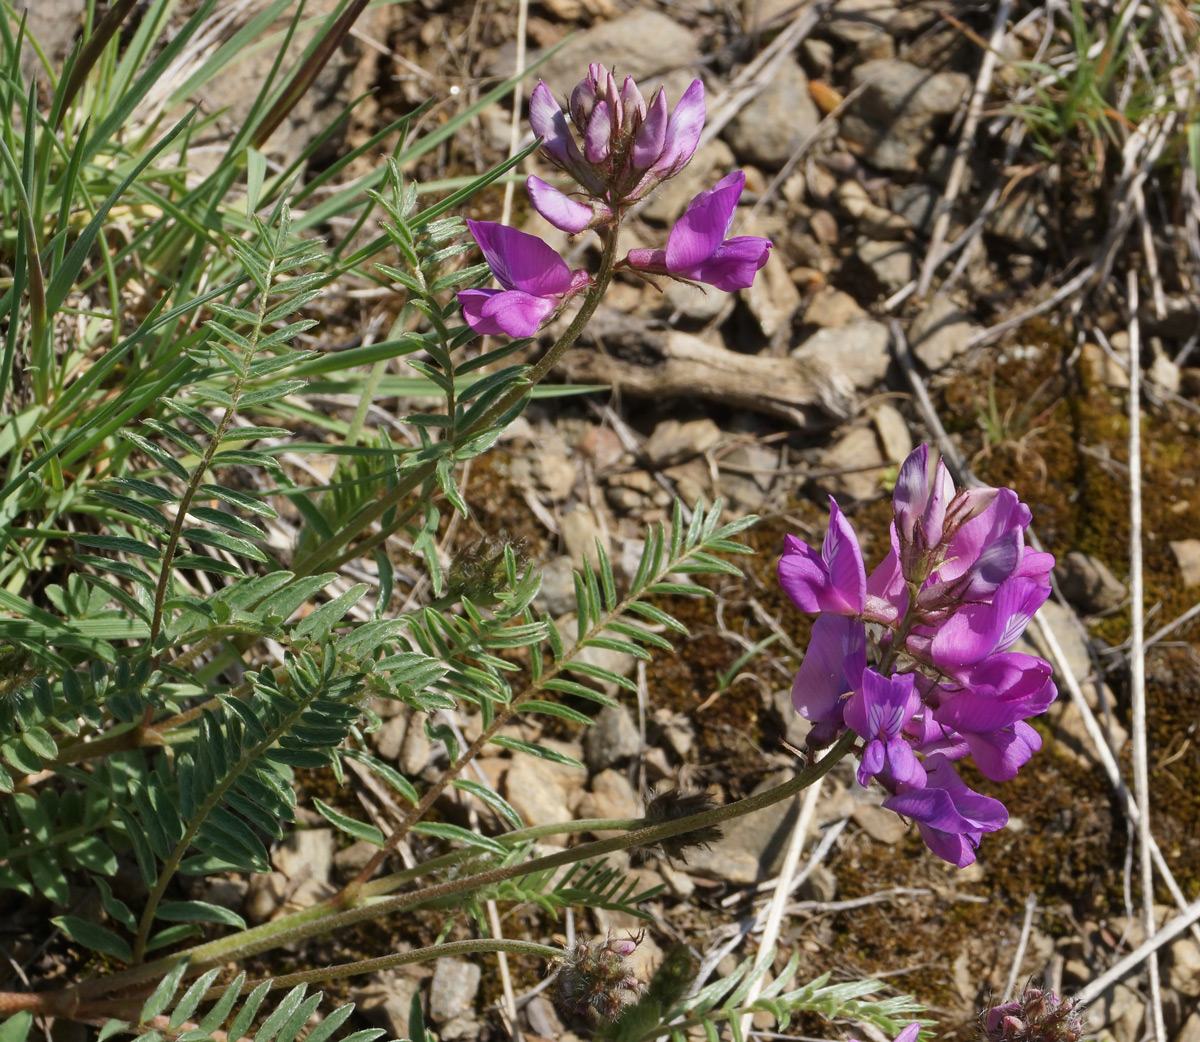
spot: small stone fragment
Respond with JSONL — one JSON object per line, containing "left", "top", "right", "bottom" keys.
{"left": 583, "top": 705, "right": 641, "bottom": 772}
{"left": 1059, "top": 551, "right": 1127, "bottom": 613}
{"left": 353, "top": 972, "right": 420, "bottom": 1037}
{"left": 272, "top": 829, "right": 334, "bottom": 885}
{"left": 803, "top": 287, "right": 866, "bottom": 329}
{"left": 333, "top": 840, "right": 380, "bottom": 880}
{"left": 578, "top": 769, "right": 642, "bottom": 832}
{"left": 909, "top": 295, "right": 973, "bottom": 370}
{"left": 1171, "top": 539, "right": 1200, "bottom": 587}
{"left": 504, "top": 754, "right": 575, "bottom": 831}
{"left": 790, "top": 320, "right": 891, "bottom": 390}
{"left": 842, "top": 59, "right": 971, "bottom": 172}
{"left": 643, "top": 419, "right": 722, "bottom": 466}
{"left": 400, "top": 714, "right": 432, "bottom": 776}
{"left": 817, "top": 425, "right": 887, "bottom": 501}
{"left": 891, "top": 183, "right": 940, "bottom": 234}
{"left": 858, "top": 238, "right": 915, "bottom": 291}
{"left": 561, "top": 504, "right": 608, "bottom": 568}
{"left": 374, "top": 713, "right": 408, "bottom": 762}
{"left": 871, "top": 402, "right": 912, "bottom": 463}
{"left": 534, "top": 555, "right": 578, "bottom": 618}
{"left": 852, "top": 804, "right": 907, "bottom": 844}
{"left": 430, "top": 958, "right": 482, "bottom": 1039}
{"left": 742, "top": 241, "right": 802, "bottom": 336}
{"left": 723, "top": 58, "right": 822, "bottom": 169}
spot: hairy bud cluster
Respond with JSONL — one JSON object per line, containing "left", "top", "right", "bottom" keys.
{"left": 553, "top": 934, "right": 643, "bottom": 1024}
{"left": 981, "top": 985, "right": 1084, "bottom": 1042}
{"left": 641, "top": 788, "right": 722, "bottom": 864}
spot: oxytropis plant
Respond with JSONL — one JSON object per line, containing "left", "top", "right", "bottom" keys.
{"left": 779, "top": 444, "right": 1058, "bottom": 867}
{"left": 457, "top": 64, "right": 772, "bottom": 338}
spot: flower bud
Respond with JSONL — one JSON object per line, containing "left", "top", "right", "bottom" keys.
{"left": 553, "top": 934, "right": 643, "bottom": 1024}
{"left": 642, "top": 788, "right": 722, "bottom": 863}
{"left": 980, "top": 985, "right": 1084, "bottom": 1042}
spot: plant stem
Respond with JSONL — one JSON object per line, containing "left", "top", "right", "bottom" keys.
{"left": 61, "top": 730, "right": 855, "bottom": 1009}
{"left": 291, "top": 228, "right": 621, "bottom": 578}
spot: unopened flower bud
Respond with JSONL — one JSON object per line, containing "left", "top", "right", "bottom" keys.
{"left": 980, "top": 985, "right": 1084, "bottom": 1042}
{"left": 642, "top": 788, "right": 722, "bottom": 863}
{"left": 553, "top": 934, "right": 643, "bottom": 1024}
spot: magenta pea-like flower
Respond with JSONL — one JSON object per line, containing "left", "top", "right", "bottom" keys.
{"left": 624, "top": 172, "right": 771, "bottom": 291}
{"left": 779, "top": 444, "right": 1058, "bottom": 867}
{"left": 457, "top": 220, "right": 590, "bottom": 337}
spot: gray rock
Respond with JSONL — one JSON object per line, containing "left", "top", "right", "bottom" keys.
{"left": 742, "top": 235, "right": 802, "bottom": 336}
{"left": 798, "top": 864, "right": 837, "bottom": 902}
{"left": 858, "top": 237, "right": 915, "bottom": 291}
{"left": 802, "top": 287, "right": 867, "bottom": 329}
{"left": 578, "top": 769, "right": 642, "bottom": 830}
{"left": 333, "top": 840, "right": 380, "bottom": 880}
{"left": 1170, "top": 938, "right": 1200, "bottom": 997}
{"left": 188, "top": 0, "right": 387, "bottom": 168}
{"left": 400, "top": 713, "right": 433, "bottom": 777}
{"left": 430, "top": 958, "right": 481, "bottom": 1039}
{"left": 522, "top": 10, "right": 701, "bottom": 101}
{"left": 663, "top": 280, "right": 735, "bottom": 323}
{"left": 1059, "top": 551, "right": 1127, "bottom": 613}
{"left": 791, "top": 319, "right": 891, "bottom": 389}
{"left": 842, "top": 59, "right": 971, "bottom": 171}
{"left": 561, "top": 504, "right": 608, "bottom": 569}
{"left": 535, "top": 451, "right": 577, "bottom": 501}
{"left": 244, "top": 871, "right": 288, "bottom": 923}
{"left": 684, "top": 773, "right": 801, "bottom": 884}
{"left": 851, "top": 804, "right": 907, "bottom": 844}
{"left": 891, "top": 183, "right": 941, "bottom": 235}
{"left": 826, "top": 0, "right": 898, "bottom": 44}
{"left": 19, "top": 0, "right": 81, "bottom": 86}
{"left": 717, "top": 442, "right": 780, "bottom": 512}
{"left": 801, "top": 38, "right": 834, "bottom": 79}
{"left": 817, "top": 425, "right": 887, "bottom": 501}
{"left": 534, "top": 554, "right": 579, "bottom": 618}
{"left": 909, "top": 295, "right": 972, "bottom": 370}
{"left": 644, "top": 419, "right": 722, "bottom": 466}
{"left": 771, "top": 688, "right": 812, "bottom": 751}
{"left": 503, "top": 749, "right": 584, "bottom": 832}
{"left": 1171, "top": 539, "right": 1200, "bottom": 587}
{"left": 272, "top": 829, "right": 334, "bottom": 885}
{"left": 555, "top": 615, "right": 636, "bottom": 698}
{"left": 353, "top": 972, "right": 420, "bottom": 1036}
{"left": 584, "top": 705, "right": 641, "bottom": 771}
{"left": 374, "top": 713, "right": 408, "bottom": 762}
{"left": 871, "top": 402, "right": 912, "bottom": 463}
{"left": 722, "top": 58, "right": 822, "bottom": 169}
{"left": 526, "top": 996, "right": 564, "bottom": 1038}
{"left": 200, "top": 877, "right": 249, "bottom": 912}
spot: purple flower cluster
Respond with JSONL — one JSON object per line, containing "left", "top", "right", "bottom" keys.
{"left": 457, "top": 64, "right": 771, "bottom": 337}
{"left": 778, "top": 445, "right": 1057, "bottom": 867}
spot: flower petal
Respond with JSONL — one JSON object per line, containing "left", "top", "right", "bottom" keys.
{"left": 478, "top": 289, "right": 556, "bottom": 337}
{"left": 458, "top": 288, "right": 507, "bottom": 336}
{"left": 791, "top": 613, "right": 865, "bottom": 725}
{"left": 675, "top": 235, "right": 772, "bottom": 291}
{"left": 466, "top": 220, "right": 572, "bottom": 296}
{"left": 658, "top": 78, "right": 705, "bottom": 172}
{"left": 823, "top": 498, "right": 867, "bottom": 614}
{"left": 632, "top": 87, "right": 669, "bottom": 169}
{"left": 585, "top": 100, "right": 612, "bottom": 163}
{"left": 526, "top": 176, "right": 593, "bottom": 233}
{"left": 529, "top": 82, "right": 583, "bottom": 169}
{"left": 665, "top": 171, "right": 745, "bottom": 271}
